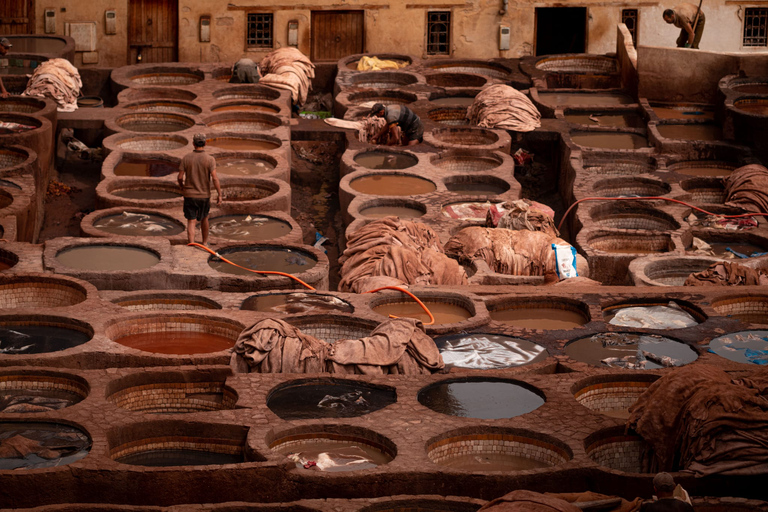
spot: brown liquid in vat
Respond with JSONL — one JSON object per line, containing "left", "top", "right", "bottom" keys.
{"left": 209, "top": 215, "right": 291, "bottom": 241}
{"left": 440, "top": 454, "right": 550, "bottom": 471}
{"left": 354, "top": 152, "right": 418, "bottom": 170}
{"left": 565, "top": 113, "right": 645, "bottom": 129}
{"left": 351, "top": 175, "right": 436, "bottom": 196}
{"left": 114, "top": 159, "right": 178, "bottom": 177}
{"left": 360, "top": 205, "right": 424, "bottom": 218}
{"left": 56, "top": 246, "right": 160, "bottom": 271}
{"left": 601, "top": 408, "right": 631, "bottom": 420}
{"left": 694, "top": 242, "right": 766, "bottom": 257}
{"left": 212, "top": 104, "right": 278, "bottom": 113}
{"left": 121, "top": 121, "right": 189, "bottom": 133}
{"left": 733, "top": 84, "right": 768, "bottom": 94}
{"left": 116, "top": 331, "right": 233, "bottom": 354}
{"left": 490, "top": 307, "right": 587, "bottom": 329}
{"left": 208, "top": 139, "right": 280, "bottom": 151}
{"left": 217, "top": 158, "right": 276, "bottom": 176}
{"left": 373, "top": 301, "right": 472, "bottom": 324}
{"left": 247, "top": 293, "right": 353, "bottom": 314}
{"left": 675, "top": 166, "right": 733, "bottom": 177}
{"left": 276, "top": 442, "right": 391, "bottom": 472}
{"left": 603, "top": 246, "right": 666, "bottom": 254}
{"left": 94, "top": 213, "right": 184, "bottom": 236}
{"left": 209, "top": 249, "right": 316, "bottom": 276}
{"left": 430, "top": 97, "right": 475, "bottom": 106}
{"left": 571, "top": 133, "right": 648, "bottom": 149}
{"left": 657, "top": 124, "right": 722, "bottom": 141}
{"left": 113, "top": 189, "right": 181, "bottom": 200}
{"left": 651, "top": 106, "right": 715, "bottom": 120}
{"left": 736, "top": 103, "right": 768, "bottom": 116}
{"left": 445, "top": 182, "right": 508, "bottom": 195}
{"left": 539, "top": 92, "right": 634, "bottom": 106}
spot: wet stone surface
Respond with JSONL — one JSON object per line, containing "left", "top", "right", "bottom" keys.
{"left": 418, "top": 380, "right": 545, "bottom": 419}
{"left": 268, "top": 380, "right": 396, "bottom": 419}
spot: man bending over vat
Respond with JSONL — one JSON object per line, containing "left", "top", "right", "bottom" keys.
{"left": 663, "top": 3, "right": 705, "bottom": 49}
{"left": 369, "top": 103, "right": 424, "bottom": 146}
{"left": 178, "top": 133, "right": 222, "bottom": 245}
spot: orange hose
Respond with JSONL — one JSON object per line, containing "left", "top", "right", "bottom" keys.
{"left": 363, "top": 285, "right": 435, "bottom": 326}
{"left": 557, "top": 196, "right": 768, "bottom": 233}
{"left": 187, "top": 242, "right": 315, "bottom": 291}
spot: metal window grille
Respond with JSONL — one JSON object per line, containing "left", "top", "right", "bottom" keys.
{"left": 621, "top": 9, "right": 639, "bottom": 46}
{"left": 247, "top": 13, "right": 273, "bottom": 48}
{"left": 427, "top": 11, "right": 451, "bottom": 55}
{"left": 744, "top": 8, "right": 768, "bottom": 47}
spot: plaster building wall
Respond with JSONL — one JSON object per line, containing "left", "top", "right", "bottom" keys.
{"left": 31, "top": 0, "right": 768, "bottom": 68}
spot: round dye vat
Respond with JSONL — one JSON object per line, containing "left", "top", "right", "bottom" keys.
{"left": 708, "top": 331, "right": 768, "bottom": 365}
{"left": 350, "top": 175, "right": 436, "bottom": 196}
{"left": 430, "top": 97, "right": 476, "bottom": 106}
{"left": 571, "top": 132, "right": 649, "bottom": 150}
{"left": 441, "top": 201, "right": 498, "bottom": 221}
{"left": 115, "top": 331, "right": 233, "bottom": 355}
{"left": 418, "top": 380, "right": 545, "bottom": 419}
{"left": 565, "top": 332, "right": 698, "bottom": 369}
{"left": 657, "top": 124, "right": 723, "bottom": 141}
{"left": 538, "top": 92, "right": 634, "bottom": 106}
{"left": 734, "top": 103, "right": 768, "bottom": 116}
{"left": 114, "top": 159, "right": 178, "bottom": 177}
{"left": 490, "top": 307, "right": 588, "bottom": 329}
{"left": 0, "top": 325, "right": 91, "bottom": 355}
{"left": 268, "top": 380, "right": 396, "bottom": 420}
{"left": 207, "top": 138, "right": 280, "bottom": 151}
{"left": 434, "top": 333, "right": 549, "bottom": 369}
{"left": 372, "top": 301, "right": 471, "bottom": 325}
{"left": 0, "top": 422, "right": 91, "bottom": 470}
{"left": 242, "top": 292, "right": 352, "bottom": 314}
{"left": 354, "top": 151, "right": 418, "bottom": 170}
{"left": 565, "top": 113, "right": 646, "bottom": 129}
{"left": 115, "top": 449, "right": 242, "bottom": 467}
{"left": 651, "top": 105, "right": 715, "bottom": 120}
{"left": 0, "top": 387, "right": 84, "bottom": 414}
{"left": 733, "top": 84, "right": 768, "bottom": 94}
{"left": 212, "top": 103, "right": 279, "bottom": 113}
{"left": 209, "top": 248, "right": 316, "bottom": 276}
{"left": 360, "top": 205, "right": 425, "bottom": 218}
{"left": 672, "top": 163, "right": 734, "bottom": 177}
{"left": 209, "top": 215, "right": 291, "bottom": 241}
{"left": 277, "top": 441, "right": 391, "bottom": 472}
{"left": 691, "top": 242, "right": 766, "bottom": 258}
{"left": 56, "top": 245, "right": 160, "bottom": 271}
{"left": 93, "top": 212, "right": 184, "bottom": 237}
{"left": 216, "top": 157, "right": 276, "bottom": 176}
{"left": 604, "top": 303, "right": 700, "bottom": 329}
{"left": 445, "top": 181, "right": 508, "bottom": 195}
{"left": 117, "top": 115, "right": 192, "bottom": 133}
{"left": 112, "top": 189, "right": 182, "bottom": 200}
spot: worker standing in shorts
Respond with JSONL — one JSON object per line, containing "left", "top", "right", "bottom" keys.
{"left": 178, "top": 133, "right": 222, "bottom": 245}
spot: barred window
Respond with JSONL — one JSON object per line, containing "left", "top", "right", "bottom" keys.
{"left": 427, "top": 11, "right": 451, "bottom": 55}
{"left": 743, "top": 7, "right": 768, "bottom": 47}
{"left": 247, "top": 13, "right": 273, "bottom": 48}
{"left": 621, "top": 9, "right": 639, "bottom": 46}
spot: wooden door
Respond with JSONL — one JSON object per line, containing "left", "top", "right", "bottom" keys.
{"left": 311, "top": 10, "right": 364, "bottom": 61}
{"left": 128, "top": 0, "right": 178, "bottom": 64}
{"left": 0, "top": 0, "right": 34, "bottom": 34}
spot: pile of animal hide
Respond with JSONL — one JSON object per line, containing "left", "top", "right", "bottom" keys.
{"left": 724, "top": 164, "right": 768, "bottom": 214}
{"left": 323, "top": 116, "right": 388, "bottom": 143}
{"left": 685, "top": 261, "right": 768, "bottom": 286}
{"left": 467, "top": 84, "right": 541, "bottom": 132}
{"left": 231, "top": 317, "right": 444, "bottom": 375}
{"left": 338, "top": 217, "right": 468, "bottom": 293}
{"left": 356, "top": 56, "right": 409, "bottom": 71}
{"left": 22, "top": 58, "right": 82, "bottom": 112}
{"left": 478, "top": 490, "right": 642, "bottom": 512}
{"left": 258, "top": 47, "right": 315, "bottom": 105}
{"left": 486, "top": 199, "right": 559, "bottom": 237}
{"left": 628, "top": 364, "right": 768, "bottom": 476}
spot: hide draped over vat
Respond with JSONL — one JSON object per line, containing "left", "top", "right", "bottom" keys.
{"left": 22, "top": 58, "right": 82, "bottom": 112}
{"left": 339, "top": 217, "right": 467, "bottom": 293}
{"left": 486, "top": 199, "right": 559, "bottom": 237}
{"left": 724, "top": 164, "right": 768, "bottom": 214}
{"left": 628, "top": 364, "right": 768, "bottom": 476}
{"left": 231, "top": 317, "right": 444, "bottom": 375}
{"left": 258, "top": 47, "right": 316, "bottom": 105}
{"left": 478, "top": 490, "right": 641, "bottom": 512}
{"left": 685, "top": 261, "right": 768, "bottom": 286}
{"left": 467, "top": 84, "right": 542, "bottom": 132}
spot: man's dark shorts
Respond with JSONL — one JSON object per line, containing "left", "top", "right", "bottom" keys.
{"left": 183, "top": 197, "right": 210, "bottom": 221}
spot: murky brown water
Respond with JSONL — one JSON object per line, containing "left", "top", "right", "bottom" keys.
{"left": 115, "top": 449, "right": 243, "bottom": 467}
{"left": 565, "top": 113, "right": 645, "bottom": 129}
{"left": 277, "top": 442, "right": 392, "bottom": 472}
{"left": 114, "top": 159, "right": 178, "bottom": 177}
{"left": 207, "top": 139, "right": 280, "bottom": 151}
{"left": 490, "top": 307, "right": 587, "bottom": 329}
{"left": 0, "top": 325, "right": 91, "bottom": 355}
{"left": 434, "top": 333, "right": 548, "bottom": 369}
{"left": 445, "top": 182, "right": 508, "bottom": 195}
{"left": 268, "top": 381, "right": 395, "bottom": 420}
{"left": 735, "top": 103, "right": 768, "bottom": 116}
{"left": 438, "top": 453, "right": 550, "bottom": 471}
{"left": 430, "top": 97, "right": 475, "bottom": 106}
{"left": 539, "top": 92, "right": 634, "bottom": 106}
{"left": 115, "top": 331, "right": 233, "bottom": 354}
{"left": 212, "top": 104, "right": 278, "bottom": 113}
{"left": 354, "top": 152, "right": 418, "bottom": 170}
{"left": 565, "top": 332, "right": 698, "bottom": 368}
{"left": 695, "top": 242, "right": 766, "bottom": 257}
{"left": 112, "top": 189, "right": 181, "bottom": 200}
{"left": 733, "top": 84, "right": 768, "bottom": 94}
{"left": 0, "top": 422, "right": 91, "bottom": 470}
{"left": 674, "top": 165, "right": 733, "bottom": 177}
{"left": 93, "top": 212, "right": 184, "bottom": 236}
{"left": 360, "top": 205, "right": 424, "bottom": 218}
{"left": 120, "top": 121, "right": 189, "bottom": 133}
{"left": 657, "top": 124, "right": 722, "bottom": 141}
{"left": 351, "top": 175, "right": 436, "bottom": 195}
{"left": 571, "top": 132, "right": 648, "bottom": 149}
{"left": 418, "top": 380, "right": 544, "bottom": 419}
{"left": 373, "top": 301, "right": 472, "bottom": 325}
{"left": 651, "top": 106, "right": 715, "bottom": 120}
{"left": 243, "top": 292, "right": 353, "bottom": 314}
{"left": 56, "top": 246, "right": 160, "bottom": 270}
{"left": 602, "top": 246, "right": 667, "bottom": 254}
{"left": 209, "top": 249, "right": 316, "bottom": 276}
{"left": 209, "top": 215, "right": 291, "bottom": 241}
{"left": 216, "top": 158, "right": 276, "bottom": 176}
{"left": 6, "top": 38, "right": 67, "bottom": 54}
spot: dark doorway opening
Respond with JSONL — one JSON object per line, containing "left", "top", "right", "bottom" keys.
{"left": 535, "top": 7, "right": 587, "bottom": 56}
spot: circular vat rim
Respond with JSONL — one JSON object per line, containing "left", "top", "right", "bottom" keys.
{"left": 107, "top": 132, "right": 189, "bottom": 152}
{"left": 127, "top": 67, "right": 205, "bottom": 85}
{"left": 0, "top": 369, "right": 90, "bottom": 410}
{"left": 711, "top": 294, "right": 768, "bottom": 324}
{"left": 84, "top": 209, "right": 186, "bottom": 238}
{"left": 424, "top": 72, "right": 488, "bottom": 88}
{"left": 443, "top": 174, "right": 512, "bottom": 196}
{"left": 629, "top": 254, "right": 724, "bottom": 287}
{"left": 425, "top": 59, "right": 513, "bottom": 79}
{"left": 208, "top": 213, "right": 294, "bottom": 242}
{"left": 347, "top": 171, "right": 438, "bottom": 196}
{"left": 583, "top": 425, "right": 649, "bottom": 474}
{"left": 427, "top": 126, "right": 501, "bottom": 147}
{"left": 107, "top": 151, "right": 181, "bottom": 177}
{"left": 120, "top": 99, "right": 203, "bottom": 115}
{"left": 0, "top": 146, "right": 35, "bottom": 174}
{"left": 0, "top": 418, "right": 93, "bottom": 466}
{"left": 266, "top": 423, "right": 398, "bottom": 464}
{"left": 203, "top": 111, "right": 283, "bottom": 132}
{"left": 117, "top": 87, "right": 198, "bottom": 104}
{"left": 0, "top": 96, "right": 50, "bottom": 114}
{"left": 345, "top": 90, "right": 419, "bottom": 106}
{"left": 53, "top": 242, "right": 163, "bottom": 271}
{"left": 354, "top": 197, "right": 429, "bottom": 219}
{"left": 204, "top": 133, "right": 283, "bottom": 152}
{"left": 588, "top": 202, "right": 680, "bottom": 231}
{"left": 240, "top": 290, "right": 353, "bottom": 313}
{"left": 535, "top": 54, "right": 618, "bottom": 74}
{"left": 210, "top": 100, "right": 282, "bottom": 114}
{"left": 348, "top": 70, "right": 421, "bottom": 88}
{"left": 111, "top": 292, "right": 223, "bottom": 311}
{"left": 485, "top": 296, "right": 592, "bottom": 326}
{"left": 285, "top": 314, "right": 380, "bottom": 344}
{"left": 0, "top": 247, "right": 20, "bottom": 271}
{"left": 570, "top": 373, "right": 660, "bottom": 416}
{"left": 0, "top": 274, "right": 90, "bottom": 308}
{"left": 666, "top": 159, "right": 738, "bottom": 176}
{"left": 583, "top": 230, "right": 675, "bottom": 255}
{"left": 0, "top": 314, "right": 95, "bottom": 353}
{"left": 602, "top": 298, "right": 708, "bottom": 324}
{"left": 212, "top": 84, "right": 283, "bottom": 101}
{"left": 0, "top": 112, "right": 43, "bottom": 131}
{"left": 430, "top": 149, "right": 506, "bottom": 172}
{"left": 427, "top": 106, "right": 471, "bottom": 125}
{"left": 340, "top": 53, "right": 415, "bottom": 71}
{"left": 349, "top": 147, "right": 421, "bottom": 171}
{"left": 113, "top": 112, "right": 196, "bottom": 133}
{"left": 366, "top": 290, "right": 479, "bottom": 325}
{"left": 591, "top": 176, "right": 671, "bottom": 197}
